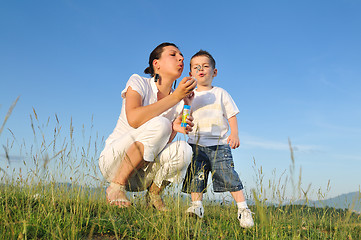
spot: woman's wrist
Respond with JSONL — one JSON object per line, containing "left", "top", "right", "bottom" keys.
{"left": 170, "top": 91, "right": 183, "bottom": 102}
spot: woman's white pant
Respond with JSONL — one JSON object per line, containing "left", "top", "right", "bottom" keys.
{"left": 99, "top": 116, "right": 192, "bottom": 191}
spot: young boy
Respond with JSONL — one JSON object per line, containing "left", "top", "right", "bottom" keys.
{"left": 181, "top": 50, "right": 254, "bottom": 228}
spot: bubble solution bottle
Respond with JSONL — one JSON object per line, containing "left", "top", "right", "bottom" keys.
{"left": 181, "top": 105, "right": 191, "bottom": 127}
{"left": 181, "top": 65, "right": 200, "bottom": 128}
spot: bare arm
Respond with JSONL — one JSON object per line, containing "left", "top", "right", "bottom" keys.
{"left": 227, "top": 115, "right": 240, "bottom": 149}
{"left": 125, "top": 77, "right": 196, "bottom": 128}
{"left": 125, "top": 88, "right": 180, "bottom": 128}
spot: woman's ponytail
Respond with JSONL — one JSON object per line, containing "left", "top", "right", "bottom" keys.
{"left": 144, "top": 42, "right": 178, "bottom": 77}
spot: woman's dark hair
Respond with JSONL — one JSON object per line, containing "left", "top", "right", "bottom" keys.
{"left": 144, "top": 42, "right": 179, "bottom": 77}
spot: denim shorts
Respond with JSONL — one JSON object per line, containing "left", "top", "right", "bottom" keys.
{"left": 182, "top": 144, "right": 243, "bottom": 193}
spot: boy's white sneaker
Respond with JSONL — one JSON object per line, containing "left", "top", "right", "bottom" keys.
{"left": 186, "top": 205, "right": 204, "bottom": 219}
{"left": 238, "top": 208, "right": 254, "bottom": 228}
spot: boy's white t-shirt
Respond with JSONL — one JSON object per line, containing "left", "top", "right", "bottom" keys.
{"left": 188, "top": 86, "right": 239, "bottom": 146}
{"left": 105, "top": 74, "right": 184, "bottom": 145}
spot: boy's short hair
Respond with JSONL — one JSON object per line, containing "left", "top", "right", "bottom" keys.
{"left": 190, "top": 50, "right": 216, "bottom": 69}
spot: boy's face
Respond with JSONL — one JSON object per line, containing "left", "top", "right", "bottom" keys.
{"left": 189, "top": 56, "right": 217, "bottom": 88}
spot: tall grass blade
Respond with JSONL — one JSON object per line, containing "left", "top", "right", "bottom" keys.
{"left": 0, "top": 96, "right": 20, "bottom": 136}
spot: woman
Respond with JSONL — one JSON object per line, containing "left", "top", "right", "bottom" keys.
{"left": 99, "top": 42, "right": 196, "bottom": 210}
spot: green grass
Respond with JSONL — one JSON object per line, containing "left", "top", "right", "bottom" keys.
{"left": 1, "top": 98, "right": 361, "bottom": 239}
{"left": 1, "top": 182, "right": 361, "bottom": 239}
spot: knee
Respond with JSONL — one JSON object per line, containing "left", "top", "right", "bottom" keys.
{"left": 149, "top": 116, "right": 172, "bottom": 139}
{"left": 177, "top": 142, "right": 193, "bottom": 167}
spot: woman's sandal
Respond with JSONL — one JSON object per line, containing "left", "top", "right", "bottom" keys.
{"left": 106, "top": 183, "right": 131, "bottom": 208}
{"left": 146, "top": 191, "right": 169, "bottom": 212}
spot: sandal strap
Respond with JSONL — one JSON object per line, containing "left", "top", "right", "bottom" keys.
{"left": 110, "top": 182, "right": 126, "bottom": 191}
{"left": 109, "top": 199, "right": 131, "bottom": 204}
{"left": 148, "top": 192, "right": 162, "bottom": 201}
{"left": 147, "top": 192, "right": 168, "bottom": 211}
{"left": 108, "top": 183, "right": 127, "bottom": 196}
{"left": 107, "top": 182, "right": 130, "bottom": 207}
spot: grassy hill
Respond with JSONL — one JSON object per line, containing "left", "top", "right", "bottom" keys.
{"left": 1, "top": 106, "right": 360, "bottom": 239}
{"left": 1, "top": 183, "right": 360, "bottom": 239}
{"left": 295, "top": 192, "right": 361, "bottom": 213}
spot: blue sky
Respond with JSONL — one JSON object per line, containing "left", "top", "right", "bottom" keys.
{"left": 1, "top": 0, "right": 360, "bottom": 199}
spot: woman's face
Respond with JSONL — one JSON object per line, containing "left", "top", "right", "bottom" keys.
{"left": 154, "top": 46, "right": 184, "bottom": 79}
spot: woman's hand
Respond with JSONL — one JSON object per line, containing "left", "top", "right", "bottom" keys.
{"left": 173, "top": 77, "right": 197, "bottom": 101}
{"left": 173, "top": 115, "right": 194, "bottom": 134}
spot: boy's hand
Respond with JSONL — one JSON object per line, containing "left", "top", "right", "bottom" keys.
{"left": 227, "top": 133, "right": 240, "bottom": 149}
{"left": 173, "top": 115, "right": 194, "bottom": 134}
{"left": 183, "top": 91, "right": 195, "bottom": 106}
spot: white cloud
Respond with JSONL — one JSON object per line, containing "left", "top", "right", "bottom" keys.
{"left": 333, "top": 154, "right": 361, "bottom": 162}
{"left": 315, "top": 121, "right": 361, "bottom": 134}
{"left": 242, "top": 139, "right": 289, "bottom": 151}
{"left": 240, "top": 136, "right": 321, "bottom": 153}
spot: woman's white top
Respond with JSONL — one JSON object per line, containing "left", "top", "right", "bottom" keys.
{"left": 105, "top": 74, "right": 184, "bottom": 145}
